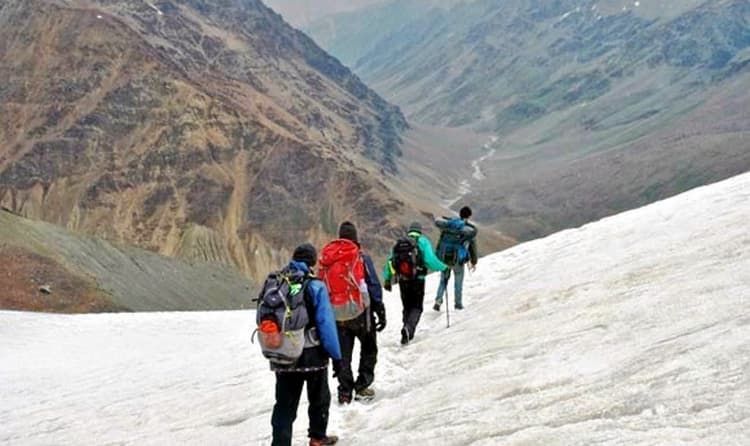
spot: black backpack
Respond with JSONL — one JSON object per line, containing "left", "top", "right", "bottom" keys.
{"left": 391, "top": 235, "right": 423, "bottom": 281}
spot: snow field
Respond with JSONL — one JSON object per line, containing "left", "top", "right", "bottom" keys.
{"left": 2, "top": 173, "right": 750, "bottom": 445}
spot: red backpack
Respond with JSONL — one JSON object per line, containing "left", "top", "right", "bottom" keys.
{"left": 318, "top": 239, "right": 369, "bottom": 321}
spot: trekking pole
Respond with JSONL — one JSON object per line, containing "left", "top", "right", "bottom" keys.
{"left": 445, "top": 287, "right": 450, "bottom": 329}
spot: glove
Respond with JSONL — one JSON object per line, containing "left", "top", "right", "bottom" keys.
{"left": 469, "top": 262, "right": 477, "bottom": 273}
{"left": 372, "top": 301, "right": 386, "bottom": 332}
{"left": 383, "top": 280, "right": 392, "bottom": 292}
{"left": 332, "top": 359, "right": 343, "bottom": 378}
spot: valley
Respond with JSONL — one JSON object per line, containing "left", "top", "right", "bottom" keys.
{"left": 3, "top": 0, "right": 748, "bottom": 312}
{"left": 304, "top": 0, "right": 750, "bottom": 240}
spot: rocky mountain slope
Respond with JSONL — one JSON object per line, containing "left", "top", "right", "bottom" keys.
{"left": 306, "top": 0, "right": 750, "bottom": 240}
{"left": 0, "top": 209, "right": 252, "bottom": 312}
{"left": 0, "top": 0, "right": 410, "bottom": 281}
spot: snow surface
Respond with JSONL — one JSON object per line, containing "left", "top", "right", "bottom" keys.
{"left": 3, "top": 173, "right": 750, "bottom": 445}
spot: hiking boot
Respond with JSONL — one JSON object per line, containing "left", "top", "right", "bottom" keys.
{"left": 309, "top": 435, "right": 339, "bottom": 445}
{"left": 355, "top": 387, "right": 375, "bottom": 401}
{"left": 433, "top": 303, "right": 441, "bottom": 312}
{"left": 338, "top": 393, "right": 351, "bottom": 405}
{"left": 455, "top": 303, "right": 464, "bottom": 310}
{"left": 400, "top": 327, "right": 410, "bottom": 345}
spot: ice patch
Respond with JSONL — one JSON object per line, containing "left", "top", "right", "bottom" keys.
{"left": 146, "top": 1, "right": 163, "bottom": 15}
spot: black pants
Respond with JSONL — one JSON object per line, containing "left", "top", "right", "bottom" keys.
{"left": 271, "top": 369, "right": 330, "bottom": 446}
{"left": 337, "top": 312, "right": 378, "bottom": 397}
{"left": 399, "top": 279, "right": 425, "bottom": 339}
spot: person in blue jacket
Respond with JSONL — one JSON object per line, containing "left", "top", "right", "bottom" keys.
{"left": 383, "top": 222, "right": 447, "bottom": 345}
{"left": 271, "top": 244, "right": 342, "bottom": 446}
{"left": 434, "top": 206, "right": 478, "bottom": 311}
{"left": 334, "top": 222, "right": 386, "bottom": 404}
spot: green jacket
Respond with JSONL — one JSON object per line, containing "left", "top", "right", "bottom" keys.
{"left": 383, "top": 231, "right": 447, "bottom": 282}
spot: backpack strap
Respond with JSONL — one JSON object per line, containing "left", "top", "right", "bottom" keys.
{"left": 301, "top": 276, "right": 325, "bottom": 348}
{"left": 301, "top": 275, "right": 319, "bottom": 327}
{"left": 408, "top": 233, "right": 426, "bottom": 271}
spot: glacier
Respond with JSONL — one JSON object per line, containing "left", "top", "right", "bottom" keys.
{"left": 2, "top": 172, "right": 750, "bottom": 445}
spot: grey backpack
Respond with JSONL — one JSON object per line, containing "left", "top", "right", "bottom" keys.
{"left": 253, "top": 268, "right": 316, "bottom": 365}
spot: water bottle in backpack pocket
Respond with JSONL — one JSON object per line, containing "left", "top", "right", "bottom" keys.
{"left": 258, "top": 317, "right": 283, "bottom": 349}
{"left": 253, "top": 269, "right": 317, "bottom": 365}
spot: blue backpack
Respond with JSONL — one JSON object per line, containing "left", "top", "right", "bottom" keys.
{"left": 436, "top": 217, "right": 475, "bottom": 266}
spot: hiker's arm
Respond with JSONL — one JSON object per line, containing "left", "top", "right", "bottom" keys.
{"left": 310, "top": 281, "right": 342, "bottom": 361}
{"left": 464, "top": 222, "right": 478, "bottom": 265}
{"left": 469, "top": 235, "right": 478, "bottom": 265}
{"left": 434, "top": 217, "right": 448, "bottom": 230}
{"left": 382, "top": 255, "right": 394, "bottom": 283}
{"left": 419, "top": 237, "right": 447, "bottom": 272}
{"left": 363, "top": 254, "right": 383, "bottom": 304}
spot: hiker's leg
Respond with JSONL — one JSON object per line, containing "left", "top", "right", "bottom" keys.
{"left": 355, "top": 324, "right": 377, "bottom": 391}
{"left": 399, "top": 281, "right": 410, "bottom": 325}
{"left": 435, "top": 268, "right": 451, "bottom": 305}
{"left": 406, "top": 280, "right": 425, "bottom": 339}
{"left": 336, "top": 324, "right": 355, "bottom": 399}
{"left": 306, "top": 369, "right": 331, "bottom": 440}
{"left": 454, "top": 264, "right": 465, "bottom": 307}
{"left": 272, "top": 372, "right": 305, "bottom": 446}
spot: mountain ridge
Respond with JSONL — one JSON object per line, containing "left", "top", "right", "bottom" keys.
{"left": 0, "top": 0, "right": 414, "bottom": 281}
{"left": 304, "top": 0, "right": 750, "bottom": 241}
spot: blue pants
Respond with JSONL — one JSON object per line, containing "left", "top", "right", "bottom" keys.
{"left": 435, "top": 263, "right": 465, "bottom": 307}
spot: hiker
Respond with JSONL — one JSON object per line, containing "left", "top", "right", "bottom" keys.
{"left": 326, "top": 221, "right": 386, "bottom": 404}
{"left": 433, "top": 206, "right": 478, "bottom": 311}
{"left": 263, "top": 244, "right": 342, "bottom": 446}
{"left": 383, "top": 222, "right": 447, "bottom": 345}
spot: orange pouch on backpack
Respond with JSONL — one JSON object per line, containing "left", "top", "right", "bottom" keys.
{"left": 259, "top": 319, "right": 282, "bottom": 349}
